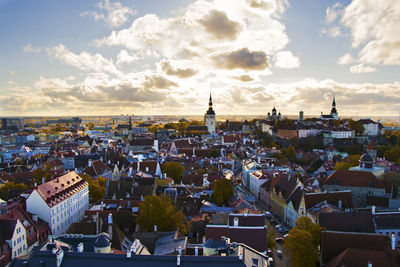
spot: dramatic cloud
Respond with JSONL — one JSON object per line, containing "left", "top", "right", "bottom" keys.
{"left": 160, "top": 60, "right": 198, "bottom": 78}
{"left": 232, "top": 74, "right": 254, "bottom": 82}
{"left": 81, "top": 0, "right": 136, "bottom": 28}
{"left": 350, "top": 64, "right": 377, "bottom": 74}
{"left": 116, "top": 49, "right": 138, "bottom": 65}
{"left": 275, "top": 51, "right": 300, "bottom": 69}
{"left": 198, "top": 10, "right": 241, "bottom": 40}
{"left": 328, "top": 0, "right": 400, "bottom": 66}
{"left": 212, "top": 48, "right": 269, "bottom": 70}
{"left": 22, "top": 43, "right": 41, "bottom": 54}
{"left": 47, "top": 44, "right": 122, "bottom": 76}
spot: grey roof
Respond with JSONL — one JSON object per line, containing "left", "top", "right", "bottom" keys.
{"left": 153, "top": 234, "right": 187, "bottom": 255}
{"left": 373, "top": 213, "right": 400, "bottom": 229}
{"left": 359, "top": 153, "right": 373, "bottom": 163}
{"left": 10, "top": 249, "right": 246, "bottom": 267}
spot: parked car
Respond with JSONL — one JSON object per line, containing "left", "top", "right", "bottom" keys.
{"left": 267, "top": 249, "right": 273, "bottom": 256}
{"left": 275, "top": 237, "right": 283, "bottom": 243}
{"left": 264, "top": 211, "right": 271, "bottom": 218}
{"left": 277, "top": 250, "right": 283, "bottom": 258}
{"left": 283, "top": 234, "right": 289, "bottom": 239}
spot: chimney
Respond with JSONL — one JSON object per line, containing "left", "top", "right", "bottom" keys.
{"left": 95, "top": 212, "right": 99, "bottom": 234}
{"left": 195, "top": 246, "right": 198, "bottom": 256}
{"left": 154, "top": 225, "right": 157, "bottom": 232}
{"left": 392, "top": 234, "right": 396, "bottom": 251}
{"left": 338, "top": 200, "right": 342, "bottom": 209}
{"left": 137, "top": 161, "right": 140, "bottom": 172}
{"left": 77, "top": 243, "right": 83, "bottom": 252}
{"left": 34, "top": 182, "right": 37, "bottom": 187}
{"left": 88, "top": 159, "right": 92, "bottom": 167}
{"left": 127, "top": 251, "right": 131, "bottom": 258}
{"left": 42, "top": 177, "right": 45, "bottom": 184}
{"left": 145, "top": 167, "right": 149, "bottom": 173}
{"left": 33, "top": 215, "right": 38, "bottom": 222}
{"left": 368, "top": 261, "right": 372, "bottom": 267}
{"left": 129, "top": 167, "right": 133, "bottom": 176}
{"left": 233, "top": 217, "right": 239, "bottom": 227}
{"left": 178, "top": 246, "right": 182, "bottom": 255}
{"left": 108, "top": 213, "right": 113, "bottom": 241}
{"left": 372, "top": 205, "right": 376, "bottom": 214}
{"left": 177, "top": 255, "right": 181, "bottom": 266}
{"left": 202, "top": 236, "right": 206, "bottom": 244}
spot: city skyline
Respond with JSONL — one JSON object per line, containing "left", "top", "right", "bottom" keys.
{"left": 1, "top": 0, "right": 400, "bottom": 116}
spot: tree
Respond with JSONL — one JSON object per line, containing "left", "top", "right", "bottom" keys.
{"left": 162, "top": 161, "right": 185, "bottom": 183}
{"left": 207, "top": 148, "right": 220, "bottom": 158}
{"left": 333, "top": 161, "right": 352, "bottom": 170}
{"left": 138, "top": 194, "right": 191, "bottom": 235}
{"left": 293, "top": 216, "right": 323, "bottom": 248}
{"left": 32, "top": 169, "right": 52, "bottom": 185}
{"left": 384, "top": 146, "right": 400, "bottom": 163}
{"left": 80, "top": 174, "right": 106, "bottom": 201}
{"left": 211, "top": 178, "right": 234, "bottom": 206}
{"left": 284, "top": 216, "right": 323, "bottom": 267}
{"left": 382, "top": 172, "right": 400, "bottom": 198}
{"left": 0, "top": 182, "right": 28, "bottom": 200}
{"left": 284, "top": 228, "right": 317, "bottom": 267}
{"left": 285, "top": 146, "right": 297, "bottom": 161}
{"left": 348, "top": 120, "right": 365, "bottom": 135}
{"left": 344, "top": 144, "right": 363, "bottom": 155}
{"left": 267, "top": 229, "right": 277, "bottom": 249}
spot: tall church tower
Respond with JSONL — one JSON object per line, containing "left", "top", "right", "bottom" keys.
{"left": 204, "top": 92, "right": 216, "bottom": 134}
{"left": 330, "top": 95, "right": 338, "bottom": 120}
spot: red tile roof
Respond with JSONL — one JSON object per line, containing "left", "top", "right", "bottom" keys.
{"left": 34, "top": 171, "right": 88, "bottom": 207}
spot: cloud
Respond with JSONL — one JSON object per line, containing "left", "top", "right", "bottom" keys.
{"left": 337, "top": 53, "right": 355, "bottom": 65}
{"left": 325, "top": 3, "right": 343, "bottom": 24}
{"left": 275, "top": 51, "right": 300, "bottom": 69}
{"left": 198, "top": 10, "right": 241, "bottom": 40}
{"left": 212, "top": 48, "right": 269, "bottom": 70}
{"left": 116, "top": 49, "right": 138, "bottom": 65}
{"left": 47, "top": 44, "right": 122, "bottom": 76}
{"left": 349, "top": 63, "right": 377, "bottom": 73}
{"left": 160, "top": 60, "right": 198, "bottom": 78}
{"left": 339, "top": 0, "right": 400, "bottom": 65}
{"left": 232, "top": 74, "right": 254, "bottom": 82}
{"left": 22, "top": 43, "right": 41, "bottom": 54}
{"left": 81, "top": 0, "right": 136, "bottom": 28}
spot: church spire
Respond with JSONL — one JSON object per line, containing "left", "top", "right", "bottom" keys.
{"left": 209, "top": 91, "right": 213, "bottom": 108}
{"left": 332, "top": 94, "right": 336, "bottom": 107}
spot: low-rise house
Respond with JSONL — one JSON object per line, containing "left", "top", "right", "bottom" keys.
{"left": 320, "top": 231, "right": 400, "bottom": 266}
{"left": 372, "top": 207, "right": 400, "bottom": 249}
{"left": 83, "top": 159, "right": 112, "bottom": 179}
{"left": 206, "top": 213, "right": 267, "bottom": 253}
{"left": 323, "top": 170, "right": 393, "bottom": 207}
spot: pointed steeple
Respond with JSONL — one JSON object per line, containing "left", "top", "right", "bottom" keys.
{"left": 209, "top": 92, "right": 213, "bottom": 108}
{"left": 332, "top": 94, "right": 336, "bottom": 107}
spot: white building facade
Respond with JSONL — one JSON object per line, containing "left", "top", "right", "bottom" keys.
{"left": 204, "top": 93, "right": 216, "bottom": 134}
{"left": 26, "top": 171, "right": 89, "bottom": 236}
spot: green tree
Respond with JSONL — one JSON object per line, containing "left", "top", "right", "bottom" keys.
{"left": 0, "top": 182, "right": 28, "bottom": 199}
{"left": 32, "top": 169, "right": 52, "bottom": 185}
{"left": 283, "top": 216, "right": 323, "bottom": 267}
{"left": 294, "top": 216, "right": 323, "bottom": 248}
{"left": 348, "top": 120, "right": 365, "bottom": 135}
{"left": 267, "top": 229, "right": 277, "bottom": 249}
{"left": 138, "top": 194, "right": 191, "bottom": 235}
{"left": 384, "top": 146, "right": 400, "bottom": 163}
{"left": 382, "top": 172, "right": 400, "bottom": 198}
{"left": 285, "top": 146, "right": 297, "bottom": 161}
{"left": 284, "top": 228, "right": 317, "bottom": 267}
{"left": 344, "top": 144, "right": 363, "bottom": 155}
{"left": 333, "top": 161, "right": 352, "bottom": 170}
{"left": 211, "top": 178, "right": 234, "bottom": 206}
{"left": 162, "top": 161, "right": 185, "bottom": 183}
{"left": 80, "top": 174, "right": 106, "bottom": 201}
{"left": 207, "top": 148, "right": 220, "bottom": 158}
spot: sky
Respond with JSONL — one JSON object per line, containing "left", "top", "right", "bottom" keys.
{"left": 1, "top": 0, "right": 400, "bottom": 117}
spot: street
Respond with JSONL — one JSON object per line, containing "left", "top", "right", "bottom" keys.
{"left": 234, "top": 173, "right": 291, "bottom": 267}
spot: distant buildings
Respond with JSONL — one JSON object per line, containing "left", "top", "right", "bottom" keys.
{"left": 320, "top": 95, "right": 339, "bottom": 120}
{"left": 267, "top": 107, "right": 281, "bottom": 121}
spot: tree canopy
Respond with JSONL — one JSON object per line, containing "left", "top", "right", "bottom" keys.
{"left": 162, "top": 161, "right": 185, "bottom": 183}
{"left": 138, "top": 194, "right": 191, "bottom": 235}
{"left": 284, "top": 216, "right": 323, "bottom": 267}
{"left": 382, "top": 172, "right": 400, "bottom": 198}
{"left": 211, "top": 178, "right": 234, "bottom": 206}
{"left": 80, "top": 174, "right": 106, "bottom": 201}
{"left": 0, "top": 182, "right": 28, "bottom": 200}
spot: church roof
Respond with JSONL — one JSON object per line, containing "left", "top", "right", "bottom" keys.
{"left": 360, "top": 153, "right": 374, "bottom": 163}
